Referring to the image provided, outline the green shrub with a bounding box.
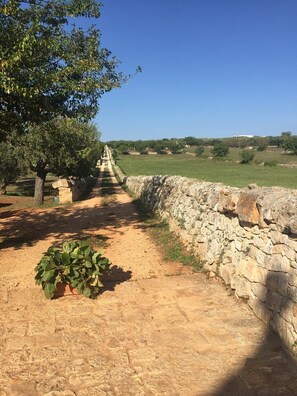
[257,145,267,152]
[212,142,229,158]
[35,240,111,299]
[195,146,205,157]
[264,160,277,167]
[240,150,255,164]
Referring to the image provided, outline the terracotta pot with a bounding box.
[55,283,79,297]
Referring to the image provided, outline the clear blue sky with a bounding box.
[90,0,297,141]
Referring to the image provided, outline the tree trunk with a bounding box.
[33,166,47,205]
[0,183,7,195]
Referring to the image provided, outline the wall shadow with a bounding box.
[212,272,297,395]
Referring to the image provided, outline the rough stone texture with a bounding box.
[125,174,297,351]
[52,178,86,204]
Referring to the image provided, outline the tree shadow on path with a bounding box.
[0,197,142,251]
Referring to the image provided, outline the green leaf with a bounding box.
[92,252,101,264]
[42,269,56,282]
[83,287,91,298]
[44,283,56,299]
[81,245,91,256]
[85,261,93,268]
[61,252,71,265]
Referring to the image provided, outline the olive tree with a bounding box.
[18,118,102,205]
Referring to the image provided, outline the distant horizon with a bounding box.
[103,132,295,143]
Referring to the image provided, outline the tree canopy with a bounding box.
[17,117,102,204]
[0,0,137,140]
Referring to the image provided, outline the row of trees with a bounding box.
[1,0,135,204]
[108,132,297,155]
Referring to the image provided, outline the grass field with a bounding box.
[0,176,59,212]
[117,154,297,189]
[185,146,297,164]
[6,175,57,197]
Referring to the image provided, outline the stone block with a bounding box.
[251,283,267,302]
[266,271,289,296]
[248,295,272,324]
[270,313,296,349]
[236,192,261,225]
[265,255,290,272]
[234,276,252,299]
[216,189,239,214]
[219,263,234,285]
[52,178,70,189]
[266,290,284,313]
[236,257,267,284]
[288,269,297,288]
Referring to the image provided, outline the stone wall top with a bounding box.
[127,175,297,235]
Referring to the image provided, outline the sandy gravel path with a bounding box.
[0,169,297,395]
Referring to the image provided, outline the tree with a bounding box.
[0,0,139,141]
[195,146,204,157]
[280,133,297,155]
[240,150,255,164]
[212,142,229,158]
[184,136,198,146]
[17,118,102,205]
[0,141,19,194]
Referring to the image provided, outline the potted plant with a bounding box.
[35,240,111,299]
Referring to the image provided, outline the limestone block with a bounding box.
[265,255,290,273]
[234,239,242,251]
[262,239,273,254]
[288,285,297,303]
[234,276,252,298]
[219,263,235,285]
[58,187,73,204]
[251,236,266,250]
[260,191,297,233]
[216,189,240,214]
[254,248,267,268]
[280,298,297,326]
[279,244,295,261]
[236,257,267,284]
[272,244,285,255]
[52,178,70,189]
[270,231,288,245]
[251,283,267,302]
[248,295,272,324]
[270,313,296,348]
[266,290,284,313]
[266,271,289,296]
[288,269,297,288]
[236,192,261,225]
[285,238,297,253]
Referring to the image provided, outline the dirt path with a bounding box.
[0,169,297,396]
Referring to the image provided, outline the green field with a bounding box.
[117,154,297,189]
[185,146,297,164]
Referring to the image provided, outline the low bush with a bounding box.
[35,240,111,299]
[195,146,205,157]
[264,160,277,167]
[240,150,255,164]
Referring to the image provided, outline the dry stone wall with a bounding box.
[125,175,297,351]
